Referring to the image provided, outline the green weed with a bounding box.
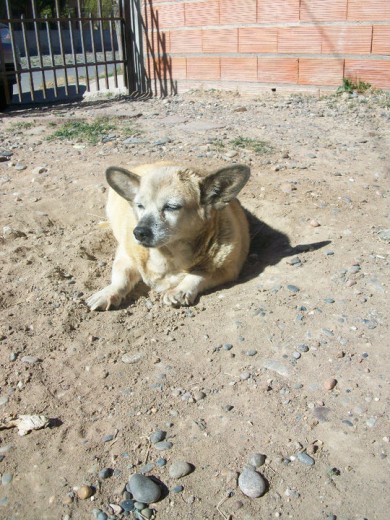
[48,117,116,144]
[337,78,372,95]
[230,136,273,154]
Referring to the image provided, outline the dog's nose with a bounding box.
[133,226,152,242]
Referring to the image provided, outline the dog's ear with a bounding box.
[200,164,250,210]
[106,167,140,202]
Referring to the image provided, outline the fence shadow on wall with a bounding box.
[141,0,177,96]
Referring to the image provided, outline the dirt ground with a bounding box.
[0,89,389,520]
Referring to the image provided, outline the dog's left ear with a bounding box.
[200,164,250,210]
[106,166,140,202]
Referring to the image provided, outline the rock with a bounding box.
[238,467,267,498]
[171,485,184,493]
[292,351,301,359]
[139,463,155,474]
[223,404,234,412]
[153,441,173,451]
[313,406,331,422]
[225,150,238,158]
[120,499,135,511]
[156,458,167,467]
[297,344,309,352]
[263,359,289,377]
[77,485,94,499]
[169,461,193,479]
[309,219,320,227]
[121,352,144,364]
[296,452,315,466]
[249,453,266,467]
[15,163,27,171]
[223,343,233,350]
[128,473,161,503]
[98,468,112,479]
[193,390,206,401]
[324,298,335,303]
[21,356,39,364]
[287,256,301,266]
[134,501,147,510]
[149,430,166,444]
[324,378,337,391]
[97,512,108,520]
[31,166,47,175]
[141,508,154,519]
[287,284,300,293]
[1,473,13,485]
[102,434,114,442]
[378,229,390,242]
[245,349,257,357]
[0,396,8,406]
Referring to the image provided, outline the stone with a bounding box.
[249,453,266,467]
[238,467,267,498]
[77,485,94,499]
[128,474,161,503]
[149,430,166,444]
[169,461,193,479]
[287,284,300,293]
[1,473,13,485]
[171,485,184,493]
[21,355,39,364]
[122,353,144,364]
[120,499,135,512]
[156,458,167,467]
[153,441,173,451]
[141,508,154,519]
[98,468,112,479]
[296,452,315,466]
[263,359,289,377]
[324,379,337,391]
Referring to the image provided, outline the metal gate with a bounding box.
[0,0,145,107]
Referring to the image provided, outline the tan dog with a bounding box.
[87,162,250,310]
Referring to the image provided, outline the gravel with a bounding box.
[296,452,315,466]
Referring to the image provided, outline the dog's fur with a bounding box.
[87,162,250,310]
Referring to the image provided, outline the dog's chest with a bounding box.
[140,249,186,291]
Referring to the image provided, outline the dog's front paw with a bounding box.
[86,286,123,311]
[162,287,197,307]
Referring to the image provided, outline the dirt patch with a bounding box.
[0,89,389,520]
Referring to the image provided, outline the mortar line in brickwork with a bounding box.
[153,52,390,61]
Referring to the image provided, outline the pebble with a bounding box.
[245,349,257,356]
[287,284,300,293]
[324,298,335,303]
[97,512,108,520]
[223,404,234,412]
[296,452,315,466]
[156,458,167,467]
[21,355,39,364]
[169,461,193,479]
[77,485,94,499]
[121,353,143,364]
[15,163,27,171]
[153,441,173,451]
[1,473,13,485]
[0,396,8,406]
[141,508,154,519]
[378,229,390,242]
[134,501,147,510]
[102,434,114,443]
[171,485,184,493]
[238,467,267,498]
[128,474,161,503]
[120,499,135,512]
[249,453,266,467]
[240,371,251,381]
[325,250,335,256]
[193,390,206,401]
[139,463,155,474]
[263,359,289,377]
[149,430,166,444]
[292,351,301,359]
[287,256,301,266]
[297,344,309,353]
[98,468,112,479]
[309,219,320,227]
[324,378,338,391]
[0,496,9,506]
[223,343,233,350]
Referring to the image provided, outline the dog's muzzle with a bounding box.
[133,225,154,246]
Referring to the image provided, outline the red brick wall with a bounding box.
[142,0,390,94]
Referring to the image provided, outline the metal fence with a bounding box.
[0,0,145,106]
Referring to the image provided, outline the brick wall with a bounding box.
[142,0,390,95]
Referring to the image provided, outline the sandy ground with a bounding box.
[0,89,389,520]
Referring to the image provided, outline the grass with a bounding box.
[230,136,273,154]
[47,116,142,144]
[7,121,34,131]
[337,78,372,95]
[48,117,116,144]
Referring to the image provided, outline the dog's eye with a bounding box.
[136,203,144,210]
[164,204,182,212]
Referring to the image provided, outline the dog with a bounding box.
[87,162,250,310]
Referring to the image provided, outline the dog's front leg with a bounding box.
[162,273,206,307]
[87,247,140,311]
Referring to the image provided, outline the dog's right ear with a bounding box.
[106,167,140,202]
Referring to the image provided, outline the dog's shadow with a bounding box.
[239,209,331,283]
[123,209,331,307]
